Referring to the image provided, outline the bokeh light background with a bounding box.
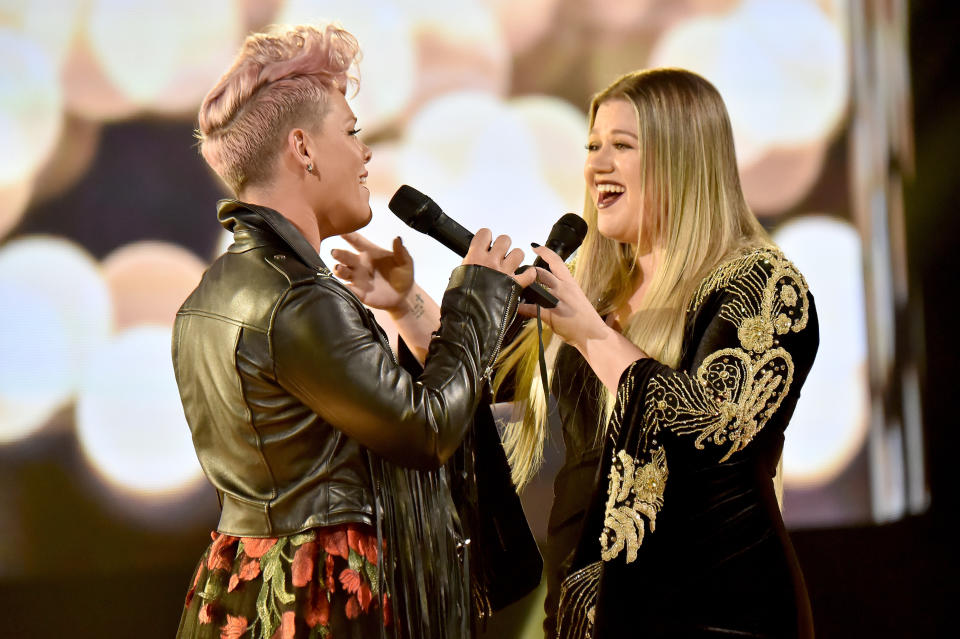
[0,0,931,636]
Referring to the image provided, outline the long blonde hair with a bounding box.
[494,68,774,489]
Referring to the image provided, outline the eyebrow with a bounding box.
[588,128,639,139]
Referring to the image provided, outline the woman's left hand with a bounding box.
[331,233,414,314]
[518,246,610,351]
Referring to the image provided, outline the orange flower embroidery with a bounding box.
[345,595,361,620]
[240,537,277,559]
[271,611,296,639]
[207,532,238,571]
[291,540,316,588]
[319,529,349,560]
[220,615,248,639]
[364,537,379,565]
[198,603,215,625]
[358,581,373,612]
[228,555,262,593]
[324,553,336,592]
[383,593,392,627]
[305,584,331,628]
[339,568,362,594]
[347,527,365,555]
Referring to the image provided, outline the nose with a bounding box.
[585,146,612,175]
[361,140,372,164]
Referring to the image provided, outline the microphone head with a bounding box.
[545,213,588,260]
[388,185,441,232]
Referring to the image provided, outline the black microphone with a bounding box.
[535,213,588,271]
[389,185,474,256]
[389,185,559,308]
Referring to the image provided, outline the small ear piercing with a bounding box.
[306,163,313,172]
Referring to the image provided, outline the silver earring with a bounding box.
[306,163,313,172]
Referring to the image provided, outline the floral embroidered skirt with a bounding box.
[176,523,388,639]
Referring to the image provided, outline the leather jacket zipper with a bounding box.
[483,282,519,388]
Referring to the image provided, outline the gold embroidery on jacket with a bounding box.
[597,250,810,566]
[646,250,807,460]
[605,361,636,443]
[556,561,602,639]
[600,447,667,563]
[650,347,795,461]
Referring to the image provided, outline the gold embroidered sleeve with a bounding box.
[596,250,813,566]
[597,360,669,565]
[645,250,810,461]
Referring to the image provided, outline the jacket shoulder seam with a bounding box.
[176,309,269,333]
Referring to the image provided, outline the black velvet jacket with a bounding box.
[551,248,819,639]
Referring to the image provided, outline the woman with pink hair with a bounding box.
[173,23,538,639]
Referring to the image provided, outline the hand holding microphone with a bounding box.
[388,185,586,308]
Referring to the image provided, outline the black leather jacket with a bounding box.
[172,200,520,537]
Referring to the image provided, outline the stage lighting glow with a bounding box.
[280,0,417,131]
[395,91,566,298]
[0,0,85,67]
[60,37,138,121]
[0,29,62,187]
[774,215,869,488]
[86,0,241,112]
[235,0,283,32]
[29,114,101,205]
[485,0,559,53]
[580,0,658,32]
[75,326,203,495]
[740,141,828,217]
[0,179,32,239]
[510,95,589,215]
[405,0,510,103]
[0,237,112,444]
[650,0,848,162]
[0,285,72,444]
[102,241,206,330]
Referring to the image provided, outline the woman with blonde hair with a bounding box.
[173,22,537,639]
[499,68,819,637]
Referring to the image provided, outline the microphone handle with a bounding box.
[532,238,577,271]
[425,214,475,257]
[522,282,558,308]
[425,211,558,307]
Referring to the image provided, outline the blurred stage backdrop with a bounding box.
[0,0,943,637]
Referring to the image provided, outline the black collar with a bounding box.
[216,199,329,272]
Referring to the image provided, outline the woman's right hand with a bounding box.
[517,245,609,349]
[463,229,538,289]
[521,245,646,392]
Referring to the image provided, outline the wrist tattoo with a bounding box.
[409,293,425,319]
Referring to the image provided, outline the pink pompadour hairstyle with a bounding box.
[196,23,361,194]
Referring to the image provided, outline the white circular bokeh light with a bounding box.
[650,0,848,163]
[86,0,242,112]
[76,326,203,495]
[774,215,869,488]
[0,237,112,443]
[0,29,63,187]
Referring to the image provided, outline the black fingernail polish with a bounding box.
[530,242,540,248]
